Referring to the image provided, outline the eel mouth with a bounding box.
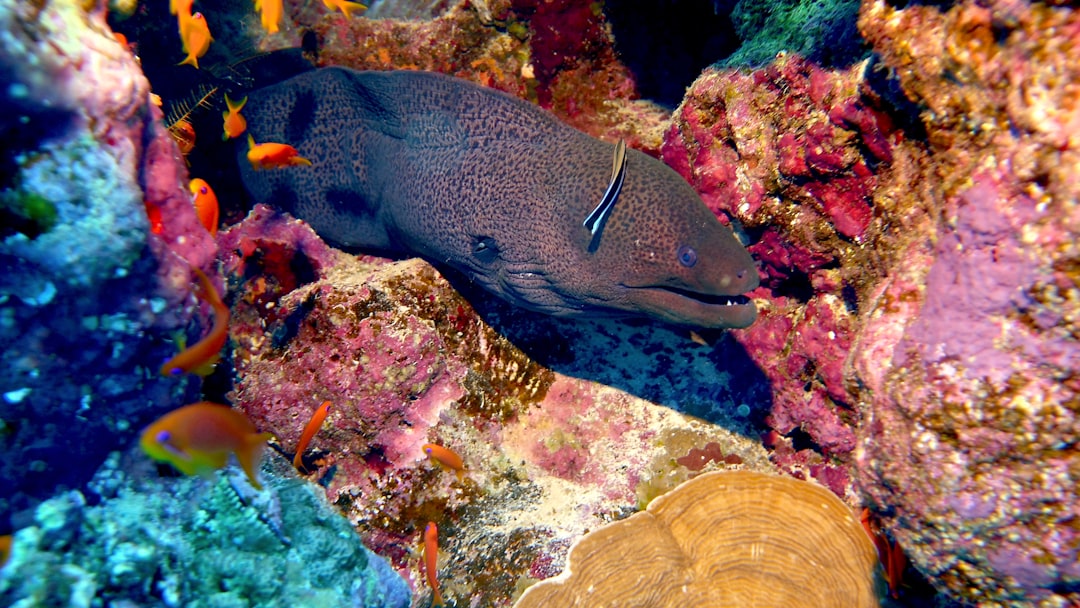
[624,284,758,329]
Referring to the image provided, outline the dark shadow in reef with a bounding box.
[605,0,740,108]
[442,271,774,440]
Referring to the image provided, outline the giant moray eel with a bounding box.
[238,67,759,328]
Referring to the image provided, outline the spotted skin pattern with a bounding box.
[239,68,758,328]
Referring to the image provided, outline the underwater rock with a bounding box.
[220,206,775,606]
[662,52,898,499]
[849,1,1080,605]
[0,0,217,524]
[0,450,411,607]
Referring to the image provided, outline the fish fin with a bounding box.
[583,139,627,253]
[291,156,313,167]
[235,432,272,490]
[191,353,220,377]
[225,94,247,113]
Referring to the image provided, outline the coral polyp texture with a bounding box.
[220,206,774,606]
[0,0,217,522]
[847,1,1080,605]
[0,451,411,607]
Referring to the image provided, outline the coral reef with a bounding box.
[0,450,411,607]
[515,470,882,607]
[661,52,900,501]
[220,206,776,606]
[847,1,1080,605]
[0,0,217,525]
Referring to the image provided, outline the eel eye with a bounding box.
[472,236,499,264]
[677,245,698,268]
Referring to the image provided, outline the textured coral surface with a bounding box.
[662,52,903,502]
[0,451,411,607]
[848,1,1080,604]
[0,0,218,525]
[221,207,774,606]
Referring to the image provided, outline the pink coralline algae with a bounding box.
[847,1,1080,605]
[223,208,773,606]
[661,53,899,499]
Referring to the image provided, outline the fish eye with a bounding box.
[677,245,698,268]
[167,367,183,376]
[199,186,208,195]
[156,430,171,443]
[471,236,499,264]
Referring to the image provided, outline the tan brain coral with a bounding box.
[514,470,882,608]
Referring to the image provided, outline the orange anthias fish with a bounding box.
[189,178,219,236]
[178,12,212,69]
[160,267,229,377]
[140,402,272,489]
[322,0,366,19]
[424,522,445,607]
[860,508,908,599]
[246,134,312,170]
[422,443,465,482]
[174,0,193,38]
[256,0,283,34]
[0,534,11,568]
[293,400,332,472]
[221,94,247,140]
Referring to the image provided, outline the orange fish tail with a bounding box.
[236,431,272,490]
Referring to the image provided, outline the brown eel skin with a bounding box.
[239,67,759,328]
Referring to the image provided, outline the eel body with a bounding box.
[238,67,758,328]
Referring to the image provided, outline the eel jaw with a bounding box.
[622,284,759,329]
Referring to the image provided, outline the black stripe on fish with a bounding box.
[583,139,627,253]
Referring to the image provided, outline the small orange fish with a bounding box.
[257,0,283,33]
[422,443,465,482]
[246,134,312,170]
[169,119,196,155]
[189,178,219,236]
[0,534,11,568]
[145,200,164,235]
[178,12,212,69]
[322,0,366,19]
[160,267,229,377]
[221,94,247,140]
[173,0,193,43]
[140,402,271,489]
[293,400,332,471]
[424,522,445,607]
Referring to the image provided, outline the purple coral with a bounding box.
[849,1,1080,604]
